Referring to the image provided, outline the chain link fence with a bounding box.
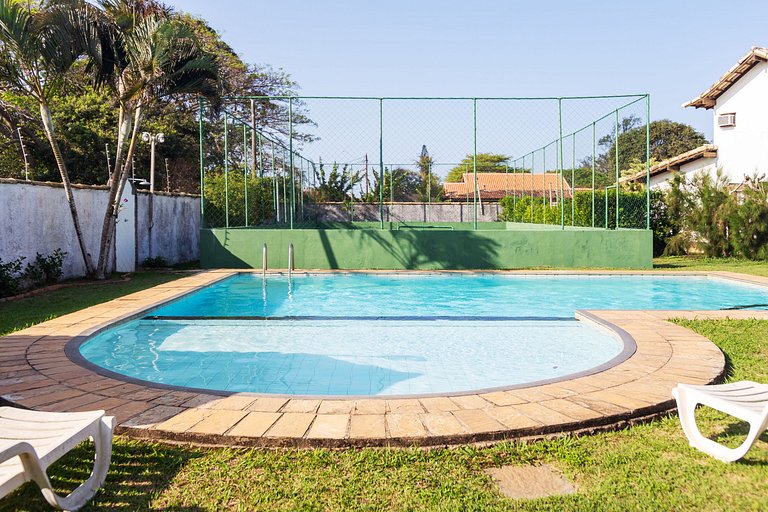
[199,95,650,230]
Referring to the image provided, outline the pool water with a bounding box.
[152,274,768,319]
[78,273,768,396]
[80,319,624,395]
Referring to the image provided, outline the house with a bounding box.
[442,172,572,203]
[636,46,768,188]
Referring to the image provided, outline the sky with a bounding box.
[169,0,768,172]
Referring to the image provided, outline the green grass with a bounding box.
[0,272,183,337]
[2,266,768,510]
[654,255,768,276]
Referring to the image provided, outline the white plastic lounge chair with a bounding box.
[0,407,115,510]
[672,381,768,462]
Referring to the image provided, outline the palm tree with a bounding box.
[0,0,106,275]
[91,0,220,279]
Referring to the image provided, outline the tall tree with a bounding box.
[90,0,220,279]
[445,153,512,182]
[601,118,708,174]
[0,0,108,275]
[415,149,441,202]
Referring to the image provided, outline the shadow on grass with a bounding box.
[0,439,203,511]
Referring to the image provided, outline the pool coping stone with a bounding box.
[2,269,762,448]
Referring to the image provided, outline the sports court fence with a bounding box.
[198,95,651,231]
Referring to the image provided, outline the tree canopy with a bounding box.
[601,119,708,173]
[445,153,511,182]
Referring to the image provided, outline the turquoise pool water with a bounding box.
[78,273,768,396]
[152,273,768,318]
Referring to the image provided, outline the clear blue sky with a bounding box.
[170,0,767,170]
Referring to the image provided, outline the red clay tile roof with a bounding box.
[443,173,572,201]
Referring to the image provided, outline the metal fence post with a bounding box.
[243,123,249,227]
[379,98,384,229]
[473,98,478,230]
[646,93,651,230]
[288,97,294,229]
[615,109,620,229]
[198,97,205,227]
[224,110,229,228]
[592,122,596,228]
[558,98,564,229]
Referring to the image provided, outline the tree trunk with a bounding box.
[39,102,96,277]
[94,104,144,279]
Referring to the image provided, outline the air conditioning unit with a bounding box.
[718,113,736,127]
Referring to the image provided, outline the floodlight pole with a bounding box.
[142,131,164,194]
[17,127,29,181]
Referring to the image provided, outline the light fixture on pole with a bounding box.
[141,132,164,193]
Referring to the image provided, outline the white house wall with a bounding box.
[647,157,717,190]
[713,61,768,181]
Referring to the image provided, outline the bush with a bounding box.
[661,170,768,260]
[0,249,66,298]
[204,171,276,228]
[142,256,168,268]
[499,190,647,230]
[23,249,67,287]
[0,256,25,298]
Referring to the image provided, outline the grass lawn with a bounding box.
[654,255,768,276]
[1,262,767,510]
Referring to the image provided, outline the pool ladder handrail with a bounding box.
[262,243,267,279]
[288,243,294,279]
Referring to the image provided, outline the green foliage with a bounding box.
[566,166,613,189]
[601,119,708,174]
[363,167,420,203]
[311,162,361,202]
[0,256,24,298]
[142,256,168,268]
[24,249,66,287]
[660,171,768,260]
[415,153,442,202]
[203,171,275,228]
[0,249,66,298]
[499,190,647,229]
[727,176,768,260]
[445,153,511,183]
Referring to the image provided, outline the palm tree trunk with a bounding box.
[39,101,96,276]
[95,104,143,279]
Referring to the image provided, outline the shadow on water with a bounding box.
[357,228,502,270]
[113,348,421,396]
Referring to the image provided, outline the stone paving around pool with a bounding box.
[2,270,765,448]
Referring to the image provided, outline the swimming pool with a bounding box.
[77,273,768,396]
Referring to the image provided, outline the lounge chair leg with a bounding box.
[25,416,116,511]
[673,387,768,463]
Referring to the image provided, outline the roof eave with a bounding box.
[684,47,768,110]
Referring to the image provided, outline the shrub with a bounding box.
[0,256,25,298]
[23,249,67,287]
[727,175,768,260]
[204,171,276,228]
[142,256,169,268]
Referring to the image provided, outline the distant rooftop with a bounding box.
[443,173,571,201]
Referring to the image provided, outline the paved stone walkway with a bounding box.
[1,270,764,447]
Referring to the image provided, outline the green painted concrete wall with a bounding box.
[200,227,652,269]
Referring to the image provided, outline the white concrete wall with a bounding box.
[0,179,200,278]
[136,191,200,265]
[306,202,503,223]
[713,61,768,181]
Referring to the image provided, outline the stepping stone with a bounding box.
[484,464,576,500]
